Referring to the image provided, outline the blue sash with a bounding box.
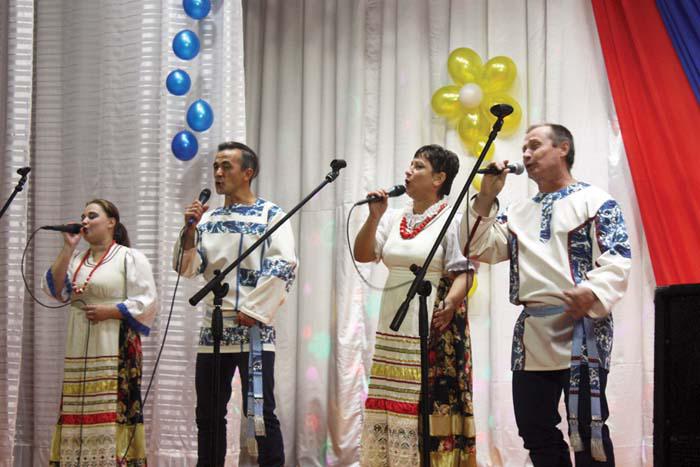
[246,325,265,456]
[523,306,607,462]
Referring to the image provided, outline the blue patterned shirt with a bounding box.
[174,198,297,353]
[462,182,631,370]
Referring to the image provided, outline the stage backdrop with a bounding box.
[0,0,248,465]
[1,0,656,465]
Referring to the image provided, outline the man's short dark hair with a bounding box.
[217,141,259,180]
[527,123,576,169]
[414,144,460,197]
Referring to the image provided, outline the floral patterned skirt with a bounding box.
[50,320,147,466]
[427,277,476,467]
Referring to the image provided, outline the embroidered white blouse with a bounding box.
[460,182,631,370]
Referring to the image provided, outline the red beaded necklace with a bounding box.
[399,202,447,239]
[71,240,117,295]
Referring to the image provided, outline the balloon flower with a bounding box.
[431,48,522,161]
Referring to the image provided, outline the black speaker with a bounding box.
[654,284,700,466]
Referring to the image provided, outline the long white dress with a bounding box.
[43,244,157,466]
[360,201,471,467]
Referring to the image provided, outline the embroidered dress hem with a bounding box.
[49,423,147,466]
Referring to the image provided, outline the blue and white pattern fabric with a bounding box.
[173,197,297,353]
[568,315,608,462]
[532,182,588,242]
[462,183,631,372]
[246,325,265,456]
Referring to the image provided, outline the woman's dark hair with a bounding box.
[85,199,130,247]
[414,144,460,197]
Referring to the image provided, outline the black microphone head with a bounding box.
[355,184,406,205]
[42,223,83,234]
[388,185,406,197]
[331,159,347,171]
[198,188,212,205]
[490,103,514,118]
[17,166,31,176]
[65,223,83,234]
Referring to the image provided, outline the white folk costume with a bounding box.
[173,198,296,455]
[461,182,631,460]
[43,243,157,466]
[361,199,476,467]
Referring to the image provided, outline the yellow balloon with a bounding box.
[447,48,483,86]
[458,110,489,146]
[471,174,482,192]
[468,273,478,298]
[469,139,496,161]
[482,94,522,136]
[480,56,517,93]
[431,85,462,120]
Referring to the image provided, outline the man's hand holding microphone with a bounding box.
[473,161,523,217]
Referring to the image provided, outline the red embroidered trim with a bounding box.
[365,397,419,415]
[60,412,118,425]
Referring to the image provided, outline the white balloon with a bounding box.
[459,83,483,109]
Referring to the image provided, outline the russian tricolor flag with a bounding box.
[592,0,700,286]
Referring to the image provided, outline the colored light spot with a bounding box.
[365,291,382,318]
[303,282,313,296]
[302,325,312,340]
[306,366,319,381]
[308,332,331,360]
[323,439,333,465]
[305,413,320,432]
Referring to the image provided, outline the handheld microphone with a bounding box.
[41,223,83,234]
[188,188,212,225]
[477,162,525,175]
[355,185,406,205]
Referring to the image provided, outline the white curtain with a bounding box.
[1,0,247,465]
[244,0,654,466]
[1,0,655,465]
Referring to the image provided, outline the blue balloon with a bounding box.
[166,69,191,96]
[186,99,214,132]
[183,0,211,20]
[172,130,199,161]
[172,30,200,60]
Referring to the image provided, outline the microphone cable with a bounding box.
[118,224,188,463]
[21,227,92,466]
[21,227,83,309]
[345,203,412,292]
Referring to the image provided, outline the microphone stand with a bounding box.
[0,167,31,220]
[188,159,346,462]
[389,105,512,466]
